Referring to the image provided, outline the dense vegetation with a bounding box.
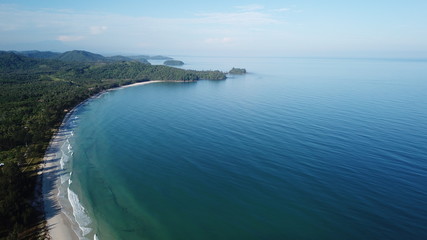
[0,163,36,239]
[229,67,247,74]
[0,50,226,239]
[164,60,184,66]
[14,50,60,60]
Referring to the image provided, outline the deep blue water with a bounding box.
[62,57,427,239]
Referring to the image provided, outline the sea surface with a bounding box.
[57,57,427,239]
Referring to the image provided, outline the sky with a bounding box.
[1,0,427,57]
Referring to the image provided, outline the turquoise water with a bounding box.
[62,57,427,239]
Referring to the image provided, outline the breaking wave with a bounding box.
[68,187,93,237]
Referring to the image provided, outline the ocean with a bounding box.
[56,57,427,239]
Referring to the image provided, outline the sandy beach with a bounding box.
[118,80,164,88]
[117,80,190,89]
[42,124,79,240]
[41,80,169,239]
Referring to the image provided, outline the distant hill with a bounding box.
[56,50,107,62]
[128,55,150,60]
[107,55,134,62]
[15,50,61,59]
[7,50,173,65]
[116,56,150,64]
[128,55,171,63]
[135,58,150,64]
[106,55,149,64]
[0,51,39,72]
[150,55,173,60]
[0,50,227,81]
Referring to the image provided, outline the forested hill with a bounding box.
[13,50,161,64]
[0,51,40,72]
[0,50,226,239]
[0,50,226,82]
[55,50,106,62]
[13,50,61,59]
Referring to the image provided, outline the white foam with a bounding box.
[59,137,74,172]
[67,142,73,152]
[68,188,92,236]
[60,171,71,184]
[60,154,68,170]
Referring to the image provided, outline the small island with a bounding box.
[164,59,185,66]
[229,67,247,75]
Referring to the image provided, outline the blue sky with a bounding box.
[1,0,426,57]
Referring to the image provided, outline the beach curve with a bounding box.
[40,80,168,239]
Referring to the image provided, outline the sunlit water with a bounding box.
[59,57,427,239]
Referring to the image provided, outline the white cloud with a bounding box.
[235,4,264,12]
[0,5,288,55]
[204,37,233,44]
[197,11,280,26]
[274,8,290,12]
[57,35,84,42]
[90,25,108,35]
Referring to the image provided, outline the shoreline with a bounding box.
[42,124,79,240]
[116,79,192,89]
[117,80,163,89]
[40,80,173,239]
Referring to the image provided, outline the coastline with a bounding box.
[116,79,192,89]
[40,80,170,239]
[42,126,79,240]
[117,80,163,89]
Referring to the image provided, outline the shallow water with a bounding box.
[63,57,427,239]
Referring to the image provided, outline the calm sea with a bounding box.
[58,57,427,239]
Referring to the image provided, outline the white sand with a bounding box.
[118,80,164,88]
[42,129,78,240]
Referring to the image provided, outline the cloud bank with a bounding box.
[0,4,293,55]
[1,3,425,57]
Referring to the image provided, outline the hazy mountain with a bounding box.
[149,55,173,60]
[4,50,170,65]
[107,55,134,61]
[128,55,172,61]
[56,50,107,62]
[16,50,61,59]
[108,55,150,64]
